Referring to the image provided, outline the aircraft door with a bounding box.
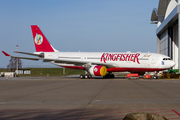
[150,56,158,68]
[151,58,156,64]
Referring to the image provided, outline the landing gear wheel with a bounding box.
[103,73,115,78]
[80,74,85,79]
[80,74,92,79]
[110,74,115,78]
[84,74,89,79]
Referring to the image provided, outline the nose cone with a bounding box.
[171,61,176,68]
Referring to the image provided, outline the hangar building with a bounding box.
[151,0,180,69]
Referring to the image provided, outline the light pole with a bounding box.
[16,45,18,75]
[63,67,65,75]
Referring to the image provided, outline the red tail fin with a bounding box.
[31,25,55,52]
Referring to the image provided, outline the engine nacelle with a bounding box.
[89,65,107,76]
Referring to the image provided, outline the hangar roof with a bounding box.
[151,0,179,35]
[150,0,169,22]
[151,8,158,21]
[157,0,169,16]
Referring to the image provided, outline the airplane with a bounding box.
[2,25,176,79]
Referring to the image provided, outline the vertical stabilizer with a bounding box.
[31,25,58,52]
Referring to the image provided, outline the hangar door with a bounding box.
[173,25,178,69]
[159,30,168,56]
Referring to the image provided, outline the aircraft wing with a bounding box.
[52,59,114,68]
[2,51,114,68]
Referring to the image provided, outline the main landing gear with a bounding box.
[79,73,115,79]
[103,73,115,78]
[80,74,92,79]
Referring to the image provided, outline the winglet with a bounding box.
[2,51,11,57]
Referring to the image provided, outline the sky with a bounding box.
[0,0,159,68]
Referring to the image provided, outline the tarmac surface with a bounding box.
[0,76,180,120]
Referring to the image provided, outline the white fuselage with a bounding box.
[38,51,175,72]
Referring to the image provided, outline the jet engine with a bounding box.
[89,65,107,76]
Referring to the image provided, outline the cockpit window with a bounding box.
[163,58,171,60]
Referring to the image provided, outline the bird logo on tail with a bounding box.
[35,33,43,45]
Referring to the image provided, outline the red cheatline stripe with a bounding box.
[172,110,180,117]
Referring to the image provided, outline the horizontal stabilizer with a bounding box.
[13,51,44,58]
[10,56,41,61]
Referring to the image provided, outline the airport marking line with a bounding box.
[172,109,180,117]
